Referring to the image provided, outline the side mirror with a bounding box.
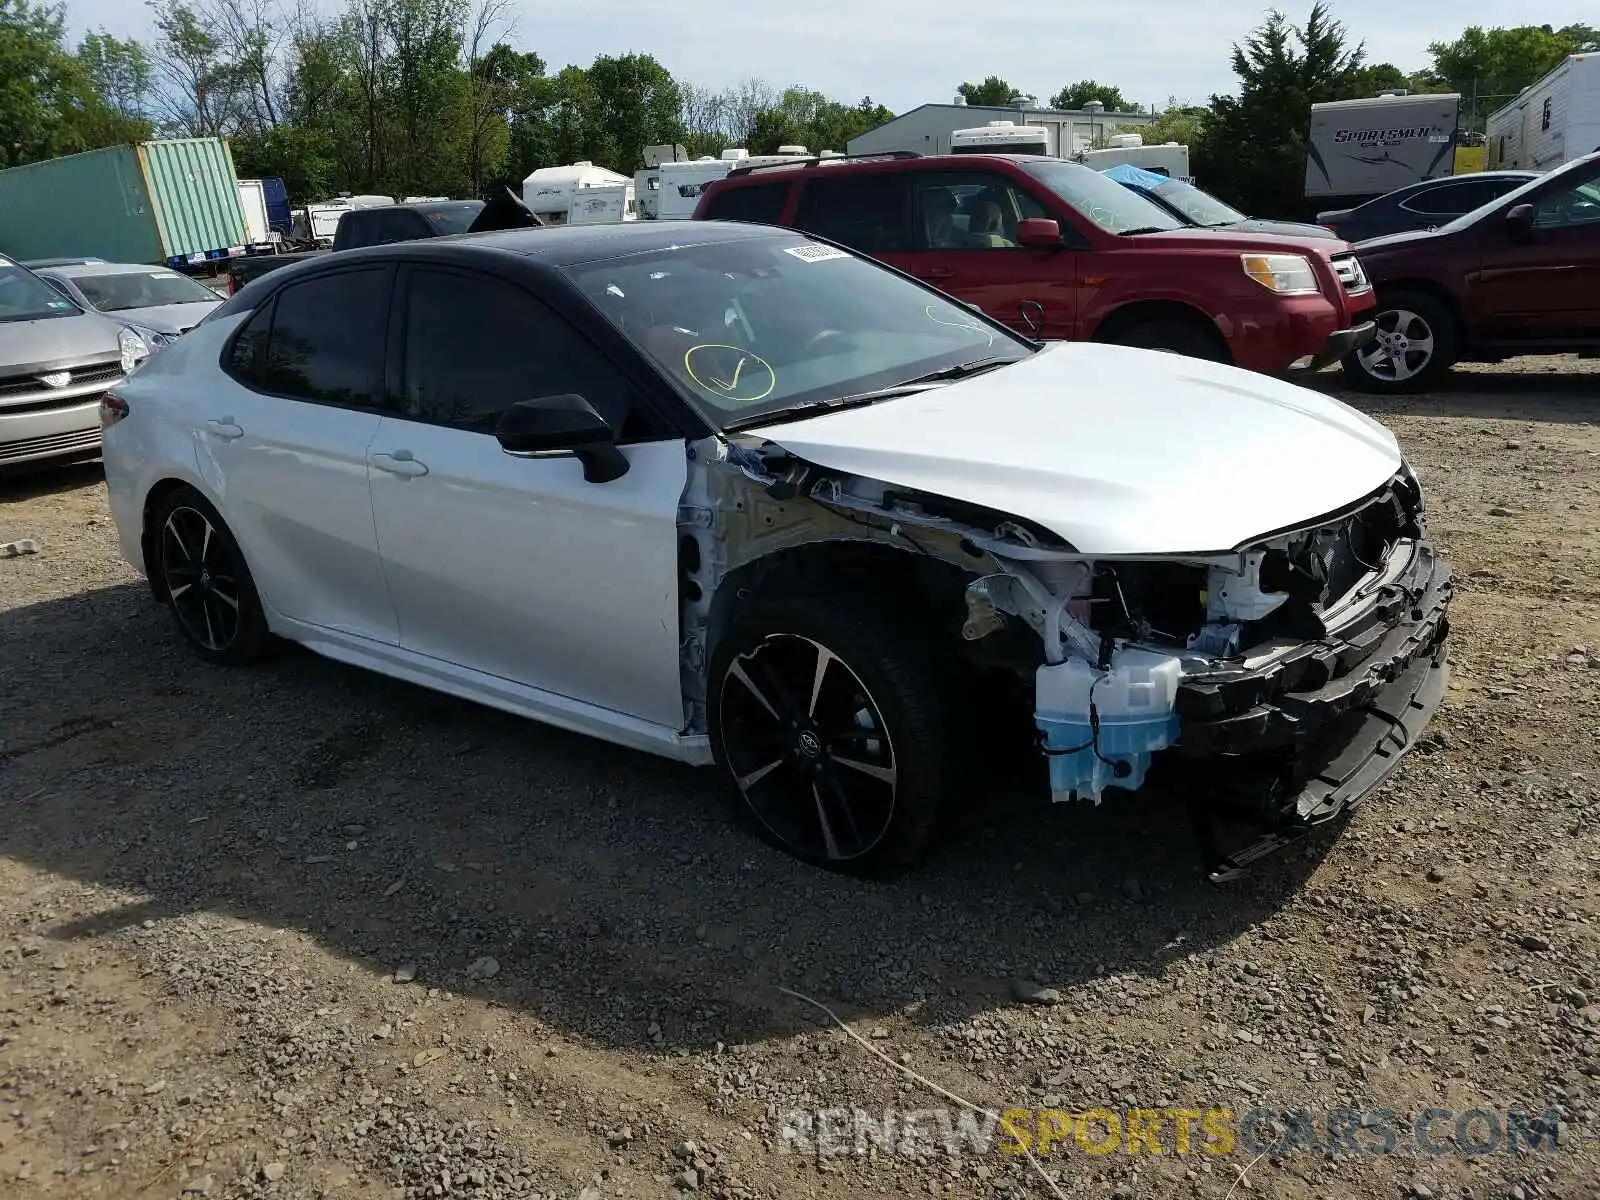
[494,394,629,484]
[1505,203,1535,237]
[1016,217,1063,249]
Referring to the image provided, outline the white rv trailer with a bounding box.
[950,121,1049,155]
[566,182,638,225]
[1304,92,1462,203]
[1076,133,1191,181]
[1485,53,1600,172]
[656,151,751,219]
[636,148,753,219]
[521,161,634,225]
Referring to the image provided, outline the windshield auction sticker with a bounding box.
[683,344,777,404]
[782,244,850,263]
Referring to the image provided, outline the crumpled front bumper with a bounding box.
[1290,318,1378,374]
[1172,538,1452,878]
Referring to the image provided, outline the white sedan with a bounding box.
[101,221,1452,881]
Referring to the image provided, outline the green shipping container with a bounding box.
[0,138,249,266]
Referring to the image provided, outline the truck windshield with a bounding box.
[567,235,1033,430]
[420,202,485,235]
[0,260,82,323]
[71,269,220,311]
[1150,181,1246,227]
[1020,160,1185,234]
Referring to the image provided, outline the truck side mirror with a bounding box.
[1017,218,1063,249]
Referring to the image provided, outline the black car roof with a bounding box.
[415,219,795,266]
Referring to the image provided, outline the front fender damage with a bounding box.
[679,436,1452,879]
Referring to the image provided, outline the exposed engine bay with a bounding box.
[678,435,1452,879]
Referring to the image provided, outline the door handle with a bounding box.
[206,418,243,441]
[1017,300,1043,339]
[370,451,428,478]
[920,267,955,280]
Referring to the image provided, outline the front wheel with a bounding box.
[1342,290,1458,393]
[1112,317,1228,362]
[708,597,956,878]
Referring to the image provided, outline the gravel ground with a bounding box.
[2,358,1599,1200]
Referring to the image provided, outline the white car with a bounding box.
[101,222,1452,881]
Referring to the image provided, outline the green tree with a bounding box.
[0,0,147,166]
[1426,24,1600,125]
[1194,2,1364,215]
[579,53,682,173]
[957,75,1022,107]
[1118,98,1206,146]
[77,30,153,122]
[1050,80,1139,113]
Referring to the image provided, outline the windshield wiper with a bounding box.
[722,357,1015,432]
[1118,226,1170,236]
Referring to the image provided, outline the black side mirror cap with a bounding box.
[1505,203,1536,235]
[494,394,629,483]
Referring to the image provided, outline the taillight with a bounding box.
[101,392,129,426]
[227,274,238,296]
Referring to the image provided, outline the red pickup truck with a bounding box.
[693,152,1376,374]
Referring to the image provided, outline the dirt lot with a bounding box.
[3,360,1600,1200]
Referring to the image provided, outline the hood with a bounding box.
[1225,217,1340,240]
[110,300,221,336]
[752,342,1403,556]
[1133,227,1352,255]
[0,310,122,370]
[1351,226,1440,254]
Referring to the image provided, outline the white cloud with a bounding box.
[65,0,1599,113]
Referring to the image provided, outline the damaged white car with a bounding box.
[101,221,1452,881]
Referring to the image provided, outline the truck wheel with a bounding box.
[1113,318,1228,362]
[708,595,956,879]
[1342,290,1458,393]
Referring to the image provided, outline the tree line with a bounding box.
[0,0,894,200]
[960,9,1598,216]
[1,0,1596,218]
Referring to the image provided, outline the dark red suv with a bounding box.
[1342,151,1600,393]
[692,152,1377,375]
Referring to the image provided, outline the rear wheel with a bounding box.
[150,485,271,665]
[709,596,956,878]
[1112,317,1228,362]
[1342,289,1458,393]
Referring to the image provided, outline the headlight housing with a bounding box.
[117,325,171,374]
[1240,253,1320,296]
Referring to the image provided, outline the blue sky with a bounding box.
[64,0,1598,114]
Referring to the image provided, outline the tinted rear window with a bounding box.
[702,182,790,225]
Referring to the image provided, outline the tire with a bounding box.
[1341,289,1459,393]
[708,595,957,879]
[148,485,271,665]
[1112,317,1228,362]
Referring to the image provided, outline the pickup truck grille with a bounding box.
[1331,254,1370,294]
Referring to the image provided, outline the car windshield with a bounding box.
[567,236,1033,429]
[0,260,82,323]
[1020,159,1185,233]
[1150,180,1246,227]
[421,203,484,234]
[71,268,220,311]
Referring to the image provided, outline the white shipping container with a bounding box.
[1485,53,1600,172]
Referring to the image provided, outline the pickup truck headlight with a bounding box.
[1240,253,1320,296]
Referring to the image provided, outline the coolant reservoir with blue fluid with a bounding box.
[1035,647,1182,804]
